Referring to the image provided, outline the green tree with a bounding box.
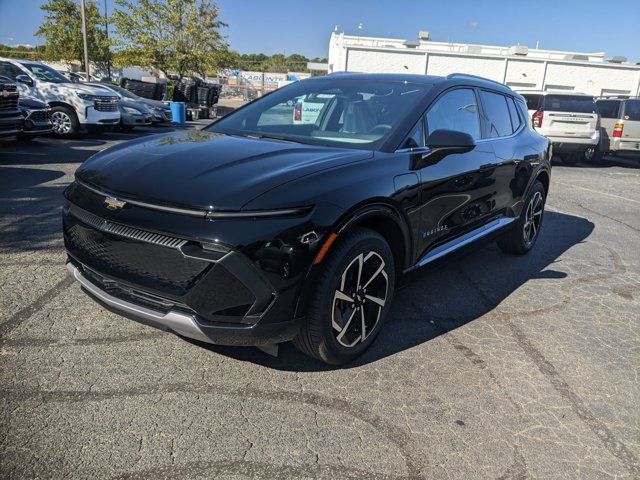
[36,0,111,69]
[112,0,228,78]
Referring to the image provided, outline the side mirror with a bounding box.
[15,74,34,87]
[416,129,476,166]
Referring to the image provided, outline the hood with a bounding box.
[141,98,171,110]
[121,98,150,112]
[76,130,373,211]
[64,82,119,96]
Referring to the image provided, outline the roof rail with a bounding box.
[446,73,505,87]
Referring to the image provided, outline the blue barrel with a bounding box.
[170,101,186,125]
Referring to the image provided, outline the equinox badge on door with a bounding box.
[104,196,126,210]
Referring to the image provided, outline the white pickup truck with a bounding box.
[0,57,120,136]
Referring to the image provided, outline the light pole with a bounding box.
[80,0,90,80]
[104,0,111,79]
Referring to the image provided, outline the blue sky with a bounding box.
[1,0,639,62]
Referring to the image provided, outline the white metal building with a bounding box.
[328,32,640,97]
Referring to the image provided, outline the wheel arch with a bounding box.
[293,201,412,320]
[535,168,550,195]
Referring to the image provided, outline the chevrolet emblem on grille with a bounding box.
[1,90,8,98]
[104,196,126,210]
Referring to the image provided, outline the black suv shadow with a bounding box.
[198,211,594,371]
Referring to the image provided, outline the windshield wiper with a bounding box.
[246,133,299,144]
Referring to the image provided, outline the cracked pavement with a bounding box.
[1,125,639,479]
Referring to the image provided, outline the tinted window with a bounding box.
[426,88,480,140]
[208,79,432,150]
[506,97,521,132]
[522,94,541,111]
[480,90,513,138]
[0,61,24,80]
[623,100,640,121]
[543,95,596,113]
[21,63,69,84]
[402,118,424,149]
[597,100,621,119]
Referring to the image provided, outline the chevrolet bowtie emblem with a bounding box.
[104,196,126,210]
[1,90,8,98]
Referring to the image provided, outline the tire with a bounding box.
[584,145,599,163]
[497,180,546,255]
[50,106,79,137]
[293,227,395,365]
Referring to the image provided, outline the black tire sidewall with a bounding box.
[312,230,395,364]
[515,181,546,252]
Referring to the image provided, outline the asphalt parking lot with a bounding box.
[1,126,639,479]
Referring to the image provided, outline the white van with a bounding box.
[0,57,120,136]
[519,90,600,163]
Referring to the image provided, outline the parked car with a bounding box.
[596,96,640,156]
[17,97,53,140]
[86,82,171,124]
[0,57,120,136]
[86,83,153,130]
[63,73,551,365]
[519,90,600,163]
[0,75,23,139]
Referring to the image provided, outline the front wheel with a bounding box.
[50,106,79,137]
[293,228,395,365]
[497,180,546,255]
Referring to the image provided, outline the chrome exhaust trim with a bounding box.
[66,262,212,344]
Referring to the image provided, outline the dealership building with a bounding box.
[327,32,640,97]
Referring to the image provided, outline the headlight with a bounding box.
[123,106,142,114]
[77,93,98,101]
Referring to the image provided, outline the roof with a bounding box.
[324,72,516,95]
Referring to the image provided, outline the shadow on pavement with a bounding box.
[200,210,594,371]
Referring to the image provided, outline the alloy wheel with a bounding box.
[331,251,388,347]
[51,111,72,134]
[523,191,543,246]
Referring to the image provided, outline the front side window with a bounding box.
[21,63,69,84]
[623,100,640,121]
[208,78,432,150]
[426,88,480,140]
[597,100,621,119]
[480,90,513,138]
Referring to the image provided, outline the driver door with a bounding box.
[414,87,499,261]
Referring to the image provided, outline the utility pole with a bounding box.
[104,0,111,79]
[80,0,90,80]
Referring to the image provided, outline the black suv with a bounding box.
[0,75,23,138]
[63,73,551,364]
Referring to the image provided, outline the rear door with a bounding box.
[620,100,640,147]
[542,94,598,139]
[596,99,622,150]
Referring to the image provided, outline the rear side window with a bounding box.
[506,97,522,132]
[522,94,541,111]
[479,90,513,138]
[543,95,596,114]
[597,100,621,119]
[426,88,480,140]
[623,100,640,121]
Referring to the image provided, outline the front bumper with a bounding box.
[83,106,120,126]
[62,201,311,346]
[66,261,303,345]
[121,113,153,126]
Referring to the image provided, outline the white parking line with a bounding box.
[1,151,48,156]
[555,181,640,205]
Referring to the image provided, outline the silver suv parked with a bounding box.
[596,97,640,157]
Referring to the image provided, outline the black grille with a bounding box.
[64,211,210,297]
[94,96,119,112]
[0,83,19,109]
[69,204,187,249]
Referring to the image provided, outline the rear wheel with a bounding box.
[293,228,395,365]
[50,106,79,137]
[497,180,546,255]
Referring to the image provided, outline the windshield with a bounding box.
[22,63,69,84]
[543,95,596,114]
[207,78,432,150]
[104,84,139,99]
